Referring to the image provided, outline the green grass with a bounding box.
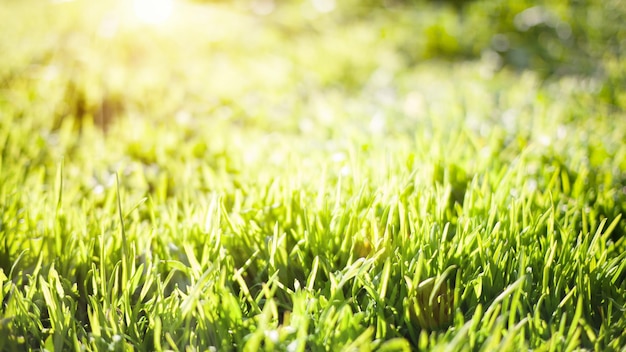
[1,0,625,351]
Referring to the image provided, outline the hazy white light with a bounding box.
[133,0,174,25]
[251,0,275,15]
[312,0,335,13]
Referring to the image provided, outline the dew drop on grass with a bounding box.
[287,340,298,352]
[93,184,105,195]
[265,329,279,343]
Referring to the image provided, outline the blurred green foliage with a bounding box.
[204,0,626,115]
[0,0,624,136]
[201,0,626,78]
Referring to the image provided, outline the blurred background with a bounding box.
[0,0,624,134]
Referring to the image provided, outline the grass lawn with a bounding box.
[1,0,625,350]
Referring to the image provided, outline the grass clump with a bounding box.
[1,0,625,351]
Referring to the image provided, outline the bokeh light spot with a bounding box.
[133,0,174,25]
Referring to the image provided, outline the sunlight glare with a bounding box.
[133,0,174,25]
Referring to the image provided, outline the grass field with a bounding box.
[1,0,625,350]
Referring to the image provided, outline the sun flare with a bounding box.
[133,0,174,25]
